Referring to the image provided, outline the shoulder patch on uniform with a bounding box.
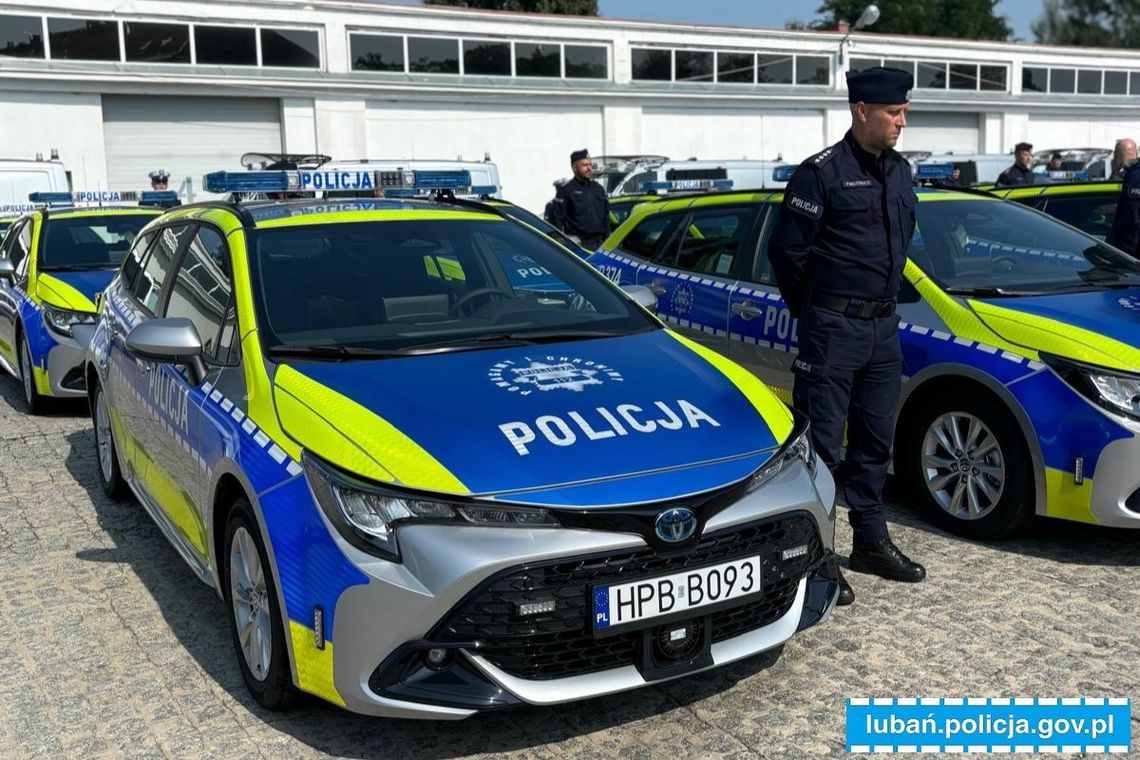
[786,193,823,220]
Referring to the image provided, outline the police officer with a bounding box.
[995,143,1035,187]
[550,149,609,250]
[1107,158,1140,255]
[141,169,181,209]
[769,66,926,608]
[1110,138,1137,181]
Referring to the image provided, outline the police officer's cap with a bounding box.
[846,66,912,104]
[148,169,170,182]
[1015,142,1033,152]
[570,148,590,164]
[1050,151,1063,160]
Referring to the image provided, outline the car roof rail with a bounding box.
[173,200,257,228]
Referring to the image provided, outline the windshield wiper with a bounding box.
[266,344,407,361]
[942,286,1047,297]
[402,329,628,354]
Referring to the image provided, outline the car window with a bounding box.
[751,205,779,285]
[619,211,684,262]
[675,205,759,276]
[1041,194,1118,240]
[120,231,155,293]
[14,222,32,281]
[130,224,190,314]
[162,226,234,363]
[910,198,1140,293]
[2,220,27,269]
[39,214,154,271]
[250,217,655,351]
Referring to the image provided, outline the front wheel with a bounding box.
[224,499,299,711]
[91,383,131,501]
[900,392,1035,540]
[18,331,47,415]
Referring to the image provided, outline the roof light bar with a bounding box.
[772,165,797,182]
[916,163,955,179]
[640,179,735,192]
[204,168,498,198]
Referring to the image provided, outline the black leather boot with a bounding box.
[837,568,855,606]
[849,536,926,582]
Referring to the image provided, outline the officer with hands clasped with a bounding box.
[770,66,926,608]
[550,148,609,250]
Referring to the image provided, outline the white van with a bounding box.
[1031,148,1112,180]
[618,159,792,195]
[590,155,670,195]
[0,157,70,216]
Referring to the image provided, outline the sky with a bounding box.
[385,0,1046,41]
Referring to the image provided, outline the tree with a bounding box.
[1032,0,1140,47]
[802,0,1011,40]
[424,0,598,14]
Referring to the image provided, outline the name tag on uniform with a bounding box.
[787,193,823,220]
[842,179,873,188]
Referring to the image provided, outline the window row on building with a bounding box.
[850,57,1009,92]
[1022,65,1140,95]
[0,13,320,67]
[349,32,608,79]
[630,47,831,85]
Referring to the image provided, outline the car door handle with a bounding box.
[646,279,667,296]
[731,300,764,319]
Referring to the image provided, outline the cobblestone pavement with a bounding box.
[0,376,1136,760]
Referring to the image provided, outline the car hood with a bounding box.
[36,270,116,312]
[272,330,793,506]
[972,287,1140,371]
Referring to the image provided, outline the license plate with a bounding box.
[592,556,762,635]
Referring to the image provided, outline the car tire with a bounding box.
[91,382,131,501]
[223,499,299,711]
[900,391,1035,540]
[18,330,47,415]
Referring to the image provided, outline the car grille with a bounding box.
[435,511,822,681]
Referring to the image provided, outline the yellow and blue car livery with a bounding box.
[86,168,838,718]
[589,185,1140,539]
[989,179,1122,241]
[0,193,165,412]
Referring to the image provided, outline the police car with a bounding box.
[0,191,170,413]
[590,186,1140,539]
[84,167,839,718]
[989,179,1121,241]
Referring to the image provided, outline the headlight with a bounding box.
[1042,352,1140,421]
[43,306,97,337]
[303,454,558,560]
[745,416,816,494]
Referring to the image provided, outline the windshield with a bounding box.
[497,204,580,251]
[250,217,655,354]
[594,171,626,194]
[40,214,154,271]
[609,199,646,227]
[908,198,1140,294]
[0,220,10,237]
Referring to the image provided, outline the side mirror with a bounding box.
[0,259,14,281]
[126,318,207,385]
[622,284,658,314]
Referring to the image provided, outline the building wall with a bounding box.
[0,90,108,189]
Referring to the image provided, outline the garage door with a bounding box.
[641,107,823,169]
[897,111,979,154]
[103,95,282,200]
[1027,115,1140,151]
[366,102,603,214]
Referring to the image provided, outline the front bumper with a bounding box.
[320,458,836,718]
[39,323,93,397]
[1088,426,1140,527]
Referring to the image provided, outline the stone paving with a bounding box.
[0,377,1136,759]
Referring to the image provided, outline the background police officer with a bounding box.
[550,149,609,250]
[1108,157,1140,255]
[769,66,926,608]
[996,143,1035,187]
[1110,138,1137,181]
[141,169,181,209]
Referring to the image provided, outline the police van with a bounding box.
[915,154,1013,185]
[83,166,840,717]
[1032,148,1112,180]
[0,155,71,218]
[627,160,792,196]
[591,155,670,195]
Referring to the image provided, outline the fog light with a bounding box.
[516,599,557,617]
[782,544,809,561]
[424,648,451,670]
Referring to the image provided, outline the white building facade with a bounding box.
[3,0,1140,211]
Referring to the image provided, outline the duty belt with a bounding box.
[812,293,896,319]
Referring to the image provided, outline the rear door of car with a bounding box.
[1038,189,1121,240]
[638,202,763,355]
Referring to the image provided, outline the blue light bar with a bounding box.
[471,185,499,195]
[28,192,75,204]
[711,179,734,190]
[642,181,672,191]
[413,170,472,189]
[204,171,295,193]
[1045,170,1089,181]
[916,163,955,179]
[772,165,797,182]
[139,191,179,203]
